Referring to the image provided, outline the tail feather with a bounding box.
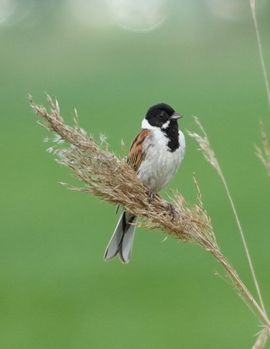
[104,211,137,263]
[119,214,136,263]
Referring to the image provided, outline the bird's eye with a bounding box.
[159,111,166,120]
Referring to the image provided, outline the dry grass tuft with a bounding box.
[29,95,213,248]
[29,95,270,340]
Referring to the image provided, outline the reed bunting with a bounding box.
[104,103,185,263]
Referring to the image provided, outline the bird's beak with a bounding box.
[171,112,183,120]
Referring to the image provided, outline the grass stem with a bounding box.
[250,0,270,110]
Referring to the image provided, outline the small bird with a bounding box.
[104,103,185,263]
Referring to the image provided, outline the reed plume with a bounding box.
[29,95,270,346]
[29,95,213,247]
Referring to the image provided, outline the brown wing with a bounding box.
[127,129,150,172]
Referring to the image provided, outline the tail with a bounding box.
[104,211,137,263]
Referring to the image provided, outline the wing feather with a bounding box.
[127,129,150,172]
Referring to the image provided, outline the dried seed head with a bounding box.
[188,117,221,174]
[30,95,215,250]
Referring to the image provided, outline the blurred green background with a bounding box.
[1,0,270,348]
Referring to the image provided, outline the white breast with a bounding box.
[137,128,185,192]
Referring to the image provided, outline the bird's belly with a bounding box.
[138,146,182,192]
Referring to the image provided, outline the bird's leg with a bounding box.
[167,203,178,220]
[146,190,177,219]
[146,190,159,203]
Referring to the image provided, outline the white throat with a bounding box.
[161,120,170,129]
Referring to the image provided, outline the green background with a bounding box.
[1,1,270,348]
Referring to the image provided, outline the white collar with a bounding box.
[141,118,157,130]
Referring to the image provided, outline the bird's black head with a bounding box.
[145,103,180,128]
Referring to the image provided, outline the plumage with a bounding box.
[104,103,185,263]
[127,129,150,171]
[104,211,137,263]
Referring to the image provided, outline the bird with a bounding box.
[104,103,185,263]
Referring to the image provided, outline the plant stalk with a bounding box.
[211,247,270,330]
